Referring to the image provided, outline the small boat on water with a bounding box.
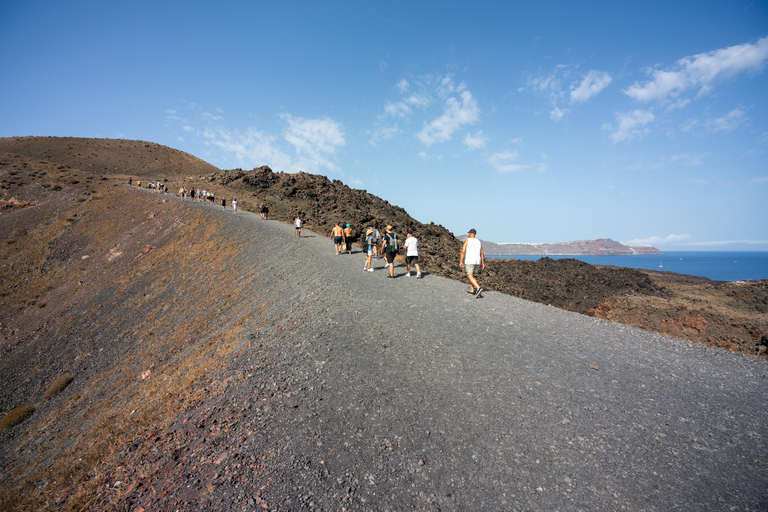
[659,262,663,268]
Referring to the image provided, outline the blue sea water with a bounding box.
[488,251,768,282]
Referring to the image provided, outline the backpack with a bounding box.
[386,233,398,253]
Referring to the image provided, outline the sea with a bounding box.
[487,251,768,282]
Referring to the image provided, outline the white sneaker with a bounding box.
[405,273,410,277]
[364,267,368,271]
[416,273,421,278]
[367,268,374,272]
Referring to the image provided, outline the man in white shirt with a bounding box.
[459,228,485,298]
[403,233,421,278]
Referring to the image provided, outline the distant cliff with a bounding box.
[462,237,663,256]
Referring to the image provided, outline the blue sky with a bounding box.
[2,1,767,250]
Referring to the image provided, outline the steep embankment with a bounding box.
[0,154,287,510]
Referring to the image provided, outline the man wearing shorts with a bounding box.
[403,233,421,278]
[460,228,485,298]
[294,215,302,238]
[330,222,344,255]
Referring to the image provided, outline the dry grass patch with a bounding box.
[0,404,35,430]
[43,373,74,401]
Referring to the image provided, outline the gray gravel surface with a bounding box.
[92,194,768,511]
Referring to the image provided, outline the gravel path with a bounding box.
[96,194,768,511]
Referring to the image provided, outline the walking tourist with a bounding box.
[330,222,345,255]
[403,232,421,278]
[363,228,374,272]
[344,223,354,254]
[381,225,399,278]
[460,228,485,298]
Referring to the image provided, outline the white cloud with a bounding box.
[417,90,480,146]
[463,130,488,150]
[624,36,768,104]
[749,176,768,184]
[368,124,400,147]
[679,239,768,247]
[706,108,745,133]
[488,149,529,173]
[570,70,612,103]
[282,115,346,171]
[200,126,293,171]
[384,101,411,118]
[669,153,707,167]
[607,109,655,143]
[622,234,692,246]
[395,79,409,93]
[550,107,568,121]
[418,151,442,161]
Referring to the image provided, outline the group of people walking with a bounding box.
[130,177,485,297]
[329,222,485,296]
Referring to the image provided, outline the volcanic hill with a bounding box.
[0,136,766,511]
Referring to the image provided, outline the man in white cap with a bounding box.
[460,228,485,297]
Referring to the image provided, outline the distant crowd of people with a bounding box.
[128,176,485,297]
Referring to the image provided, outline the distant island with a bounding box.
[460,237,663,256]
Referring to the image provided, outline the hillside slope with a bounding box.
[1,137,766,358]
[1,158,766,511]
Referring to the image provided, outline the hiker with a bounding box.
[260,202,266,219]
[460,228,485,298]
[370,226,381,259]
[363,228,374,272]
[403,232,421,278]
[128,177,132,186]
[344,223,354,254]
[221,197,226,210]
[330,222,344,255]
[232,198,238,213]
[190,188,195,202]
[381,225,399,278]
[294,215,302,238]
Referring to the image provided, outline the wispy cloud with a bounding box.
[622,234,692,246]
[550,107,568,122]
[624,36,768,104]
[417,89,480,146]
[749,176,768,184]
[281,115,346,171]
[488,149,523,172]
[463,130,488,150]
[706,108,745,133]
[368,124,400,147]
[169,104,345,174]
[570,70,613,103]
[605,109,655,143]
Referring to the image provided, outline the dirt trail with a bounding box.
[75,191,768,510]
